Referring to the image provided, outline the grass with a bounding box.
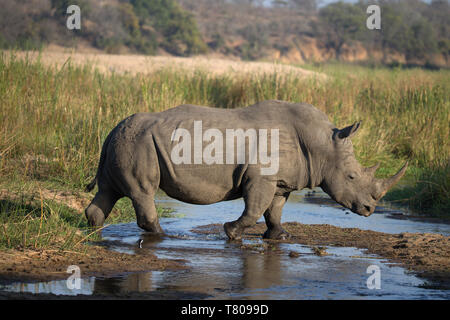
[384,162,450,218]
[0,186,175,251]
[0,52,449,226]
[0,197,90,251]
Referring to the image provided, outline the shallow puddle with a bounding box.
[2,189,449,299]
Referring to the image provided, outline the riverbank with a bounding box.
[0,245,185,285]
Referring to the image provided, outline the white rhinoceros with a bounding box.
[85,100,407,240]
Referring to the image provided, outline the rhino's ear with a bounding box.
[336,121,361,140]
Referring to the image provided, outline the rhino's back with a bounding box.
[152,100,329,124]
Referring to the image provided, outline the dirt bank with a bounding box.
[193,222,450,288]
[0,245,185,285]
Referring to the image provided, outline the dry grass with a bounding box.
[6,47,325,79]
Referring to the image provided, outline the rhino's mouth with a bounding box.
[350,202,374,217]
[328,194,374,217]
[335,199,373,217]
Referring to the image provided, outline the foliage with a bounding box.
[384,162,450,218]
[317,2,366,57]
[0,0,206,56]
[315,0,449,64]
[1,0,448,64]
[130,0,207,55]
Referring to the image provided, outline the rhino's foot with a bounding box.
[263,227,291,240]
[224,221,244,240]
[85,209,105,228]
[138,221,164,234]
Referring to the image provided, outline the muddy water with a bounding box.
[2,190,450,299]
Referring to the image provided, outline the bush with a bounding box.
[130,0,207,56]
[317,2,366,58]
[316,0,449,64]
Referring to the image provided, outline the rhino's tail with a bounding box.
[85,130,114,192]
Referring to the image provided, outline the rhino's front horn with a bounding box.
[380,161,409,196]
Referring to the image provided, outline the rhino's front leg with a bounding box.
[263,193,291,240]
[224,179,276,240]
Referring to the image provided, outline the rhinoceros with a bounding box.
[84,100,407,240]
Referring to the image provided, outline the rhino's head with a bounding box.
[319,121,408,217]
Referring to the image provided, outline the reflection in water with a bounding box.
[140,233,166,247]
[241,249,282,290]
[91,233,167,295]
[93,273,154,295]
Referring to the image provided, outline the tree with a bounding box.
[289,0,317,12]
[407,18,437,61]
[426,0,450,57]
[379,1,439,63]
[130,0,207,56]
[318,2,366,59]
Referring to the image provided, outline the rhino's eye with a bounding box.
[348,174,356,180]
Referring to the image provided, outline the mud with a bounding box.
[192,222,450,288]
[0,245,186,285]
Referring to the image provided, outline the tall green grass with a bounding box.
[0,197,91,250]
[0,191,174,251]
[384,162,450,218]
[0,53,448,217]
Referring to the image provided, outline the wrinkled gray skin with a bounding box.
[85,100,408,240]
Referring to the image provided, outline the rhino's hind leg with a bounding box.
[85,190,119,228]
[224,179,276,240]
[132,192,163,234]
[263,194,291,240]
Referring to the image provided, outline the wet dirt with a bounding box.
[1,189,449,299]
[0,245,185,285]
